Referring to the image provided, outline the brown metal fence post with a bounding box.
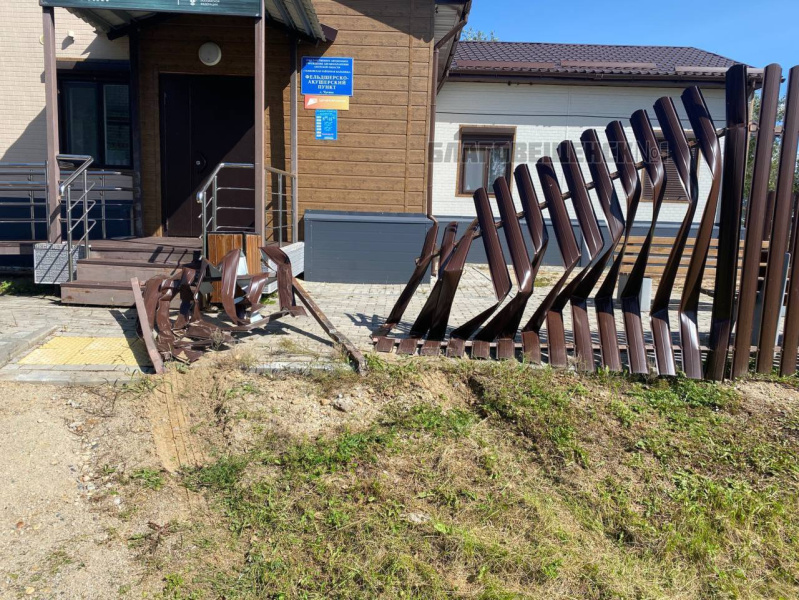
[758,66,799,373]
[706,64,748,381]
[556,140,605,371]
[450,188,512,358]
[581,129,625,371]
[525,157,581,367]
[374,222,439,347]
[473,177,533,359]
[732,64,782,377]
[680,86,723,379]
[254,0,266,245]
[515,165,550,362]
[597,123,642,371]
[650,97,698,376]
[622,109,665,375]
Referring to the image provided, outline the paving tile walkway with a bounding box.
[0,266,784,383]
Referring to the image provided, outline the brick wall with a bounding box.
[0,3,127,164]
[432,81,727,225]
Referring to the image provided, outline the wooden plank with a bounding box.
[244,234,262,273]
[300,174,425,193]
[288,117,428,136]
[297,161,408,177]
[280,102,429,122]
[314,0,423,17]
[316,31,426,48]
[313,14,434,34]
[279,146,422,164]
[208,233,242,303]
[296,132,428,150]
[130,277,165,375]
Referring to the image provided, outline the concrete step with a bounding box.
[76,259,182,283]
[60,280,137,307]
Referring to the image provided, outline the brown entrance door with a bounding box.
[159,74,255,238]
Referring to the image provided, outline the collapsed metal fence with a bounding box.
[133,245,366,374]
[374,64,799,381]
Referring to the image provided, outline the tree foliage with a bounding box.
[745,94,799,197]
[460,27,499,42]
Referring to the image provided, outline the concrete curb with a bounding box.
[250,361,349,375]
[0,325,59,369]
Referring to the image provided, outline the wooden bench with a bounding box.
[620,236,772,297]
[620,236,762,280]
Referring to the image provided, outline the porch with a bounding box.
[0,0,329,303]
[0,156,302,305]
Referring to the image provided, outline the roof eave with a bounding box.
[63,1,327,43]
[434,0,472,92]
[446,69,761,88]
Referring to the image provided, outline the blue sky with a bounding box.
[465,0,798,77]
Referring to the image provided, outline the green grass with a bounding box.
[148,362,799,599]
[129,468,166,491]
[0,277,55,296]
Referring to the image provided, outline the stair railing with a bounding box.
[60,154,94,281]
[0,163,47,240]
[197,162,255,256]
[0,161,134,245]
[62,168,136,240]
[197,163,298,257]
[265,166,297,246]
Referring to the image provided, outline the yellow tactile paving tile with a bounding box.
[18,336,151,367]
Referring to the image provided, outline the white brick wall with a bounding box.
[433,81,727,225]
[0,2,128,164]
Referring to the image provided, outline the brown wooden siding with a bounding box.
[138,15,256,236]
[267,0,435,232]
[138,1,435,238]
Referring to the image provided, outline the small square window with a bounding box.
[458,130,514,195]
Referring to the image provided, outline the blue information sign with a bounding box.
[302,57,354,97]
[315,110,338,141]
[41,0,261,17]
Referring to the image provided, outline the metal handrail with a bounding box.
[58,154,94,281]
[196,163,299,257]
[63,167,135,239]
[265,165,297,248]
[197,162,254,256]
[0,162,48,240]
[1,160,135,246]
[58,154,93,195]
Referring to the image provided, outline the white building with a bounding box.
[432,42,739,235]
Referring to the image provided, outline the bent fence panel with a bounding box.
[680,85,723,379]
[373,63,799,381]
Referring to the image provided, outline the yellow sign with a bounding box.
[304,95,350,110]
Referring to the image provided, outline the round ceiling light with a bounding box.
[198,42,222,67]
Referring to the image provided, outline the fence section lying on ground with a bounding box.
[375,63,799,381]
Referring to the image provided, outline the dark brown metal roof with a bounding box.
[451,42,743,81]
